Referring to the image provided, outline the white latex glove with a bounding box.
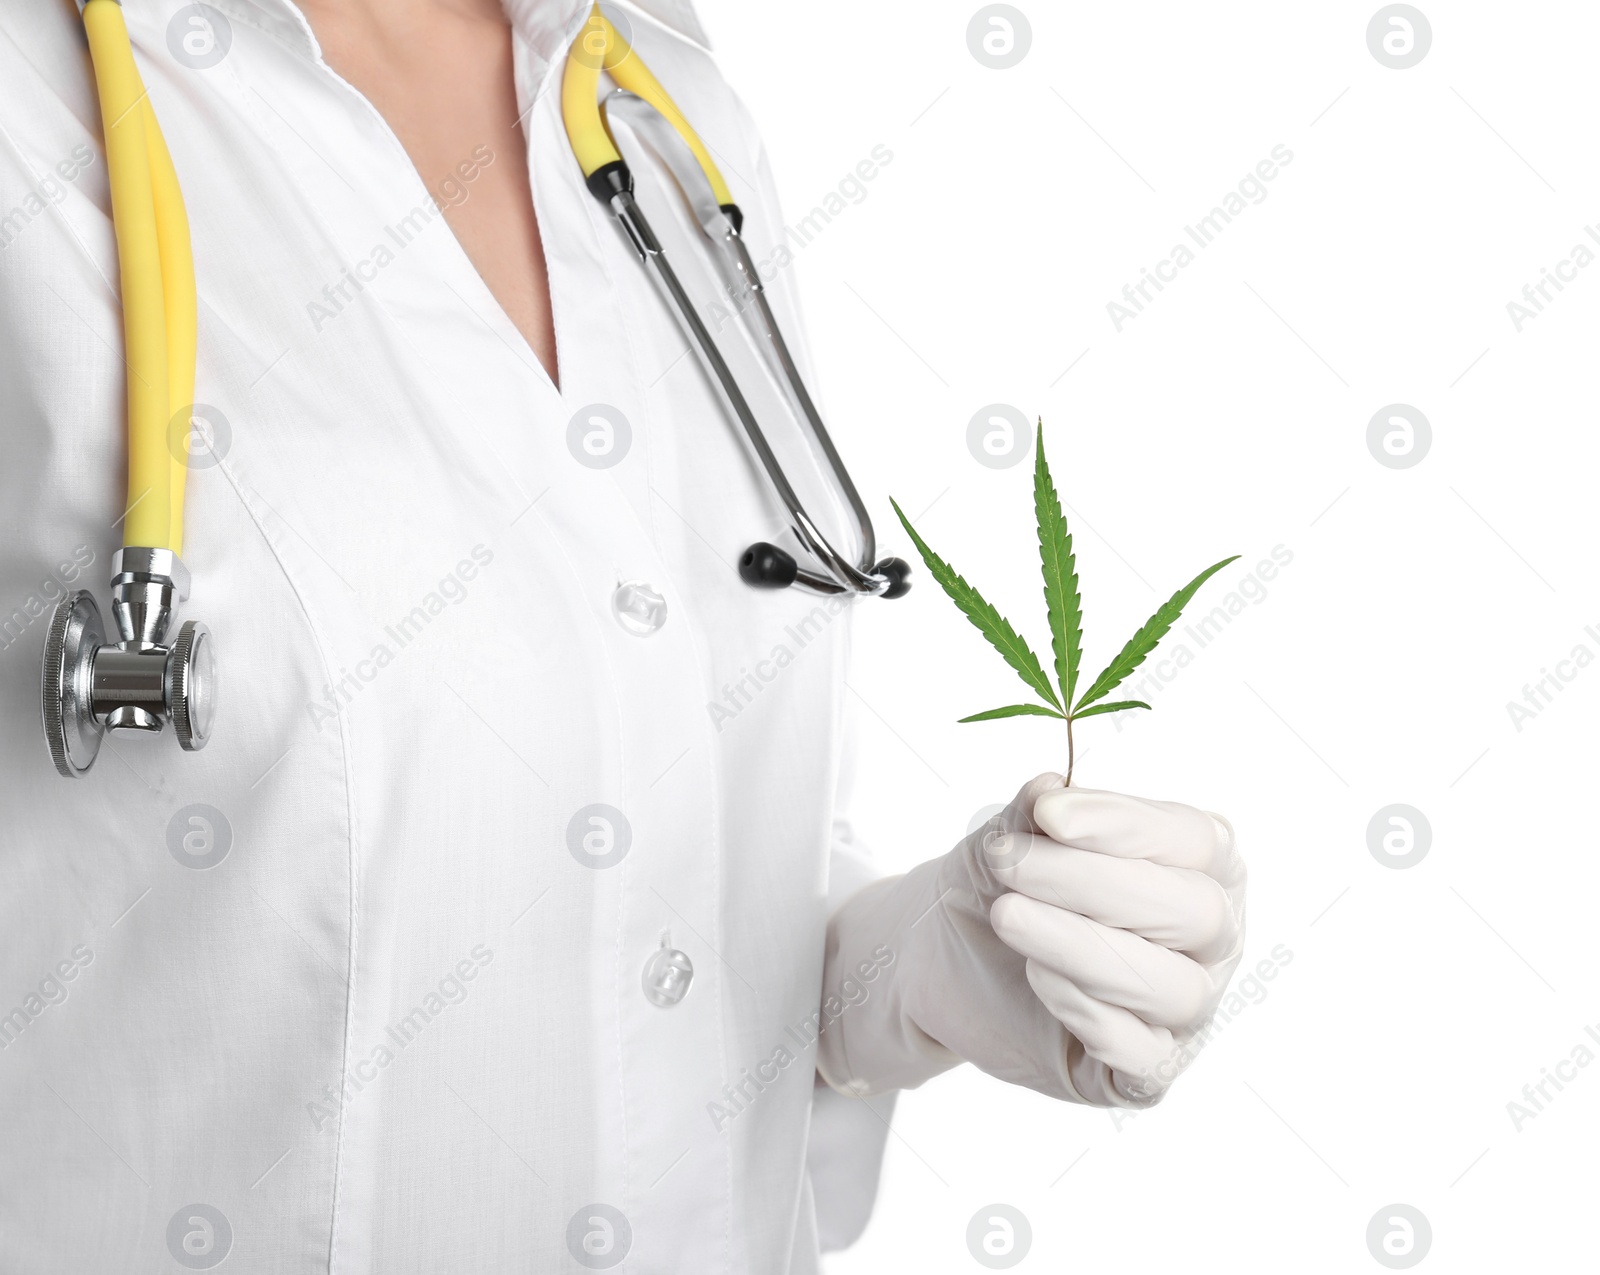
[815,774,1246,1107]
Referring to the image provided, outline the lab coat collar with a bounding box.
[121,0,713,67]
[503,0,714,57]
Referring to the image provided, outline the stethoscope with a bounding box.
[560,5,908,598]
[43,0,213,779]
[42,0,907,779]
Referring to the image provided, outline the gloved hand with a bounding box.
[815,774,1246,1107]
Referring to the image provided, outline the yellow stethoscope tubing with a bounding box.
[560,4,735,210]
[82,0,197,555]
[145,94,197,554]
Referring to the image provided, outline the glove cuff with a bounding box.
[815,864,964,1096]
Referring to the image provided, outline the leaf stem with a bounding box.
[1065,712,1076,787]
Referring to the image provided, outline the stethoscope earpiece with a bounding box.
[740,543,911,599]
[738,543,798,589]
[873,557,913,599]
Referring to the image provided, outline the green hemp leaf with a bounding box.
[892,420,1238,784]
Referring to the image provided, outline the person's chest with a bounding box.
[294,0,561,374]
[0,4,854,1268]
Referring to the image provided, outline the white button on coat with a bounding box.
[0,1,889,1269]
[641,939,694,1007]
[611,580,668,635]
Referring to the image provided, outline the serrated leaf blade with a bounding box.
[1073,699,1151,719]
[957,703,1067,723]
[1074,555,1241,712]
[1033,421,1083,710]
[891,498,1062,711]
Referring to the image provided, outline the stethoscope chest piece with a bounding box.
[40,548,216,778]
[41,591,107,777]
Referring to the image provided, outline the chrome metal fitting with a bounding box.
[41,549,217,777]
[109,546,190,645]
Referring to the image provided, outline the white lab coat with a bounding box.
[0,1,892,1269]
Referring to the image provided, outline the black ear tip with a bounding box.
[739,542,798,588]
[874,557,912,599]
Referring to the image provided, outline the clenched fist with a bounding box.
[816,774,1247,1108]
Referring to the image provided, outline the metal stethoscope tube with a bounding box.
[609,185,900,597]
[562,8,911,601]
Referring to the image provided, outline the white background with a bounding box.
[693,0,1599,1269]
